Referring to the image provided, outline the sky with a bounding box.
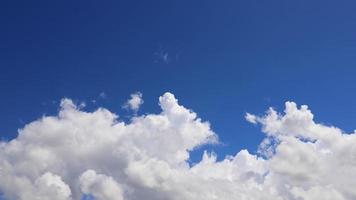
[1,1,356,200]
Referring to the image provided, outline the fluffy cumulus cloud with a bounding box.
[79,170,124,200]
[123,92,144,112]
[0,94,355,200]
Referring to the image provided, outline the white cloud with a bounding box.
[34,172,72,200]
[123,92,144,112]
[0,94,356,199]
[245,112,257,124]
[79,170,124,200]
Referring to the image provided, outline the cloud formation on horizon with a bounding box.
[0,93,355,200]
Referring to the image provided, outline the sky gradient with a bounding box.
[2,0,356,157]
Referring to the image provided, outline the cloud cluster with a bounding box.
[0,94,356,200]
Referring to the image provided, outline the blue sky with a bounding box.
[2,0,356,163]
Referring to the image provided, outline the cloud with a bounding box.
[154,46,179,64]
[154,49,170,64]
[79,170,124,200]
[0,94,356,199]
[245,112,257,124]
[123,92,144,112]
[99,92,106,99]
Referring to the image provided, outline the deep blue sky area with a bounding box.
[1,0,356,160]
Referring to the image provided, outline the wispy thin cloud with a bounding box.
[154,45,180,64]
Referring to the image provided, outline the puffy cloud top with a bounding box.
[0,94,355,200]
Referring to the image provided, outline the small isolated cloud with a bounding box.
[154,46,179,64]
[154,51,170,64]
[1,94,356,199]
[99,92,106,99]
[123,92,144,112]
